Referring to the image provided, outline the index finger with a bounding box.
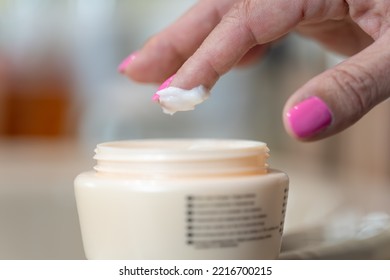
[123,0,236,83]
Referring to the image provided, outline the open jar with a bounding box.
[74,139,289,259]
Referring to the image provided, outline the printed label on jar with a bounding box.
[185,193,280,249]
[279,187,288,235]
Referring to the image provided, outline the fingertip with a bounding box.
[167,55,220,91]
[118,52,138,74]
[152,93,160,102]
[158,74,176,91]
[152,74,176,102]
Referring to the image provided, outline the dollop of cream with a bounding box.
[156,85,210,115]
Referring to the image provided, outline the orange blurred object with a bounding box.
[0,54,73,138]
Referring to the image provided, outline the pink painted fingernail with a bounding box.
[152,74,176,102]
[118,52,138,73]
[152,93,160,102]
[158,74,176,90]
[286,96,332,138]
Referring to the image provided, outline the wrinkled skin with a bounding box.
[122,0,390,141]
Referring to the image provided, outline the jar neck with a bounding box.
[93,139,269,177]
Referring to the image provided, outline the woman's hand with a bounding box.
[120,0,390,141]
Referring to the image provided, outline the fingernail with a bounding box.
[286,96,332,138]
[152,93,160,102]
[118,52,138,73]
[158,74,176,91]
[153,74,176,102]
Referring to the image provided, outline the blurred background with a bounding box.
[0,0,389,259]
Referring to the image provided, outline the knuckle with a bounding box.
[222,0,257,43]
[330,63,379,118]
[347,0,390,38]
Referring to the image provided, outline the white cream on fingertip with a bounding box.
[155,85,210,115]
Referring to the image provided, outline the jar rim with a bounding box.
[94,139,268,162]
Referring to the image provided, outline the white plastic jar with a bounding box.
[74,139,289,259]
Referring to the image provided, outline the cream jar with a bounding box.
[74,139,289,259]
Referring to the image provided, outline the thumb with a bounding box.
[283,33,390,141]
